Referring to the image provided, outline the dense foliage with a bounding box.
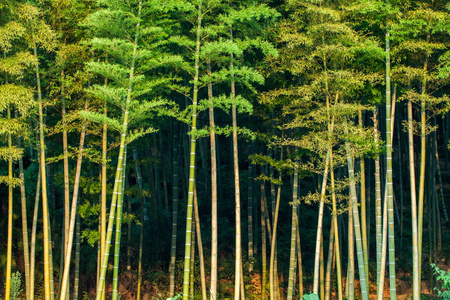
[1,0,450,299]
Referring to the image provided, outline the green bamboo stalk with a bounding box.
[324,221,334,300]
[347,196,354,300]
[133,147,145,300]
[127,190,132,270]
[18,136,30,300]
[100,94,107,300]
[61,72,70,295]
[248,144,254,272]
[435,137,448,223]
[418,30,431,294]
[194,184,207,300]
[287,161,299,300]
[408,97,420,300]
[373,109,382,286]
[397,116,405,250]
[112,146,127,300]
[385,24,397,300]
[47,205,55,300]
[30,162,41,300]
[431,144,438,255]
[268,153,277,293]
[5,108,13,300]
[260,176,267,299]
[59,100,88,300]
[376,193,389,300]
[208,59,218,300]
[32,28,52,300]
[345,141,369,300]
[189,215,196,299]
[169,130,179,298]
[95,3,141,298]
[330,154,342,300]
[435,176,442,252]
[229,26,243,300]
[313,150,330,294]
[295,208,304,299]
[320,237,325,300]
[182,1,202,298]
[428,190,434,291]
[73,213,80,300]
[269,148,283,300]
[358,110,369,287]
[137,197,144,300]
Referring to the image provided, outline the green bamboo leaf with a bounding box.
[0,21,26,52]
[87,84,127,107]
[0,51,36,77]
[79,110,122,131]
[0,84,35,115]
[0,146,24,161]
[0,176,22,188]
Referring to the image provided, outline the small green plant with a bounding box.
[301,293,320,300]
[166,292,182,300]
[10,271,23,300]
[431,263,450,299]
[82,291,91,300]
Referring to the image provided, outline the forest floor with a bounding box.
[87,252,450,300]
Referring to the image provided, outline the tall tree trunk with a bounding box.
[32,28,53,300]
[30,164,41,300]
[287,160,299,300]
[397,117,405,249]
[260,174,267,300]
[269,148,280,300]
[194,184,207,300]
[295,209,304,299]
[169,127,179,298]
[18,136,30,300]
[59,100,88,300]
[229,26,243,300]
[5,108,13,300]
[95,3,142,298]
[408,97,420,300]
[345,141,369,300]
[247,143,254,272]
[269,148,283,300]
[374,109,382,286]
[112,146,127,300]
[133,147,146,300]
[347,193,354,300]
[376,193,389,300]
[100,95,108,300]
[358,111,369,287]
[181,2,202,298]
[435,136,448,223]
[417,33,431,295]
[61,69,71,300]
[189,216,196,299]
[208,59,219,300]
[385,24,397,300]
[330,153,343,300]
[313,150,330,294]
[73,213,80,300]
[324,221,335,300]
[320,238,325,300]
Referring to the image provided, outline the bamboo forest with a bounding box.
[2,0,450,299]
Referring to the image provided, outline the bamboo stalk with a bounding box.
[182,2,202,298]
[112,146,127,300]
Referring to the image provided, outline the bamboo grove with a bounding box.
[1,0,450,299]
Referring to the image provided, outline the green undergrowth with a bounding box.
[432,264,450,300]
